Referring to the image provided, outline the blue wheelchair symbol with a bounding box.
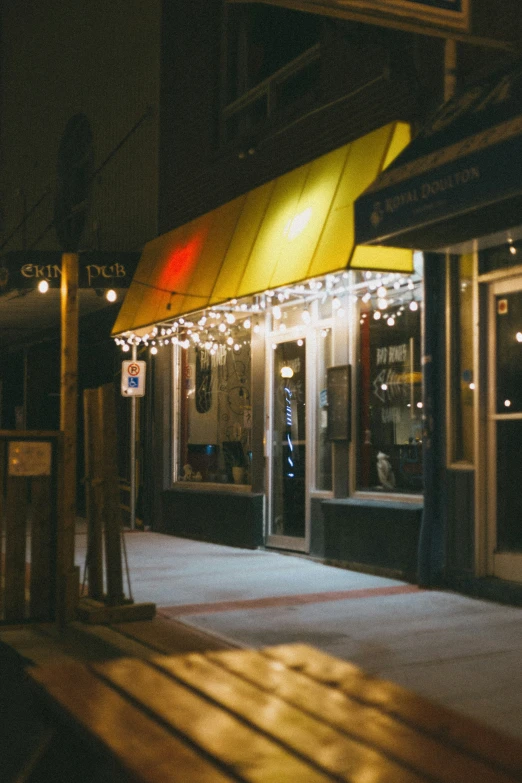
[128,377,139,388]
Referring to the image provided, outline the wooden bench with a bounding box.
[25,643,522,782]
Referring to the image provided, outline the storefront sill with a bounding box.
[443,575,522,607]
[324,496,423,511]
[171,482,260,496]
[321,497,423,578]
[161,487,264,549]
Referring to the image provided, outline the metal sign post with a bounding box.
[130,346,137,531]
[121,352,146,530]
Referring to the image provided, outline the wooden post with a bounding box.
[57,252,80,624]
[83,387,104,600]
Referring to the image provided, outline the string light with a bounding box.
[113,269,423,352]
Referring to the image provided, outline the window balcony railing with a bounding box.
[221,43,321,146]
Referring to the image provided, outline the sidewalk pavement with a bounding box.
[75,529,522,741]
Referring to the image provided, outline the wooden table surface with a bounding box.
[28,642,522,783]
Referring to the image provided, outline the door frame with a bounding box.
[265,322,311,552]
[486,274,522,581]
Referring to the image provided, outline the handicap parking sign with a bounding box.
[121,360,146,396]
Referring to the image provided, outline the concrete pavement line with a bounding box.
[160,584,422,617]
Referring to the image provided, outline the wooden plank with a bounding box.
[263,643,522,780]
[83,388,104,600]
[4,476,28,622]
[28,662,233,783]
[208,648,519,783]
[76,598,155,624]
[29,476,53,620]
[112,618,235,655]
[93,656,333,783]
[156,652,426,783]
[0,626,78,667]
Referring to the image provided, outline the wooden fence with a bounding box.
[0,431,63,623]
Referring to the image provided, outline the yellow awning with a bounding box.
[113,121,412,336]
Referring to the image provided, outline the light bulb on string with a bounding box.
[38,279,49,293]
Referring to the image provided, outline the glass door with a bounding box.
[488,276,522,582]
[266,335,308,551]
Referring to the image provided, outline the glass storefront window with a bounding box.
[356,273,423,494]
[176,315,252,485]
[449,253,474,464]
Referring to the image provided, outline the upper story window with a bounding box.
[221,5,321,145]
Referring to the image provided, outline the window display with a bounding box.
[356,272,423,494]
[177,316,252,485]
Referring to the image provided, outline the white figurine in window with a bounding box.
[182,464,193,481]
[376,451,396,490]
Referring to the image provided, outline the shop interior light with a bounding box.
[280,365,294,378]
[38,279,49,293]
[106,288,117,302]
[517,332,522,342]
